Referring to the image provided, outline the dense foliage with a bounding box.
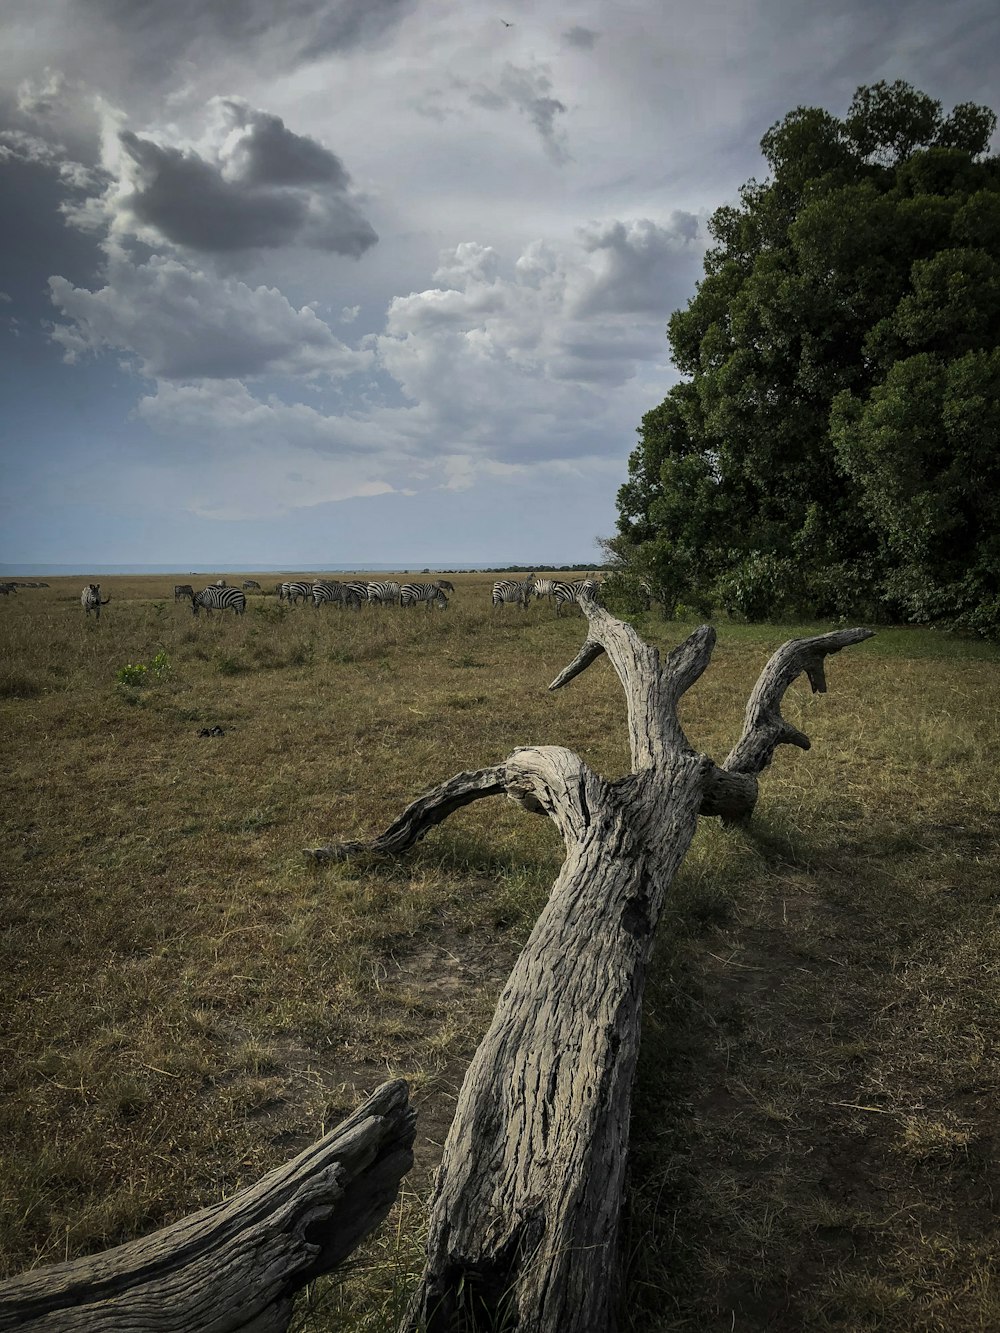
[611,81,1000,634]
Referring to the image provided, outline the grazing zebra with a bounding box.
[81,584,111,618]
[552,577,601,617]
[366,580,401,607]
[491,575,535,610]
[400,581,450,610]
[242,579,261,590]
[312,579,364,610]
[279,581,313,604]
[190,586,246,616]
[174,583,195,602]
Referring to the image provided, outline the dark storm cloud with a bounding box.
[217,100,350,188]
[84,0,415,74]
[116,108,378,256]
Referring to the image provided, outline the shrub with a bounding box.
[116,663,148,687]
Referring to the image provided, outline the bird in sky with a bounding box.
[500,18,513,27]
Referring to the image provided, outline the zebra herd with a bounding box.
[492,575,601,615]
[278,578,455,610]
[75,574,602,620]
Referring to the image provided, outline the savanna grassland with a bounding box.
[1,574,999,1331]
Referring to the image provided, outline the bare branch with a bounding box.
[547,638,605,691]
[723,628,874,779]
[0,1081,415,1333]
[549,595,716,771]
[304,766,508,862]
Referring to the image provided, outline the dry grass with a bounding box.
[1,576,998,1330]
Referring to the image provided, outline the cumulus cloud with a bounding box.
[368,215,702,465]
[105,213,700,503]
[103,99,377,256]
[48,246,372,379]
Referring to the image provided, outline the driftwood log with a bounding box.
[306,598,872,1332]
[0,1080,415,1333]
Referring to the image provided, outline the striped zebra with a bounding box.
[366,580,401,607]
[174,583,194,602]
[81,584,111,618]
[531,578,557,605]
[400,580,451,610]
[552,577,601,617]
[190,586,246,616]
[491,575,535,610]
[312,579,364,610]
[279,581,313,604]
[242,579,261,590]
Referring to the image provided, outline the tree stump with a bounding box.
[306,599,872,1332]
[0,1080,415,1333]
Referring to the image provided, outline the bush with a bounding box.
[116,663,148,687]
[115,651,170,688]
[715,553,808,621]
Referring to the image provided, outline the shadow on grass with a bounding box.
[622,804,1000,1332]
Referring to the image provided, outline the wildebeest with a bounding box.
[174,584,195,602]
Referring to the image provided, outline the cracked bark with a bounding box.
[0,1081,415,1333]
[305,602,872,1332]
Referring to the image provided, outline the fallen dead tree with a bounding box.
[306,598,872,1332]
[0,1080,415,1333]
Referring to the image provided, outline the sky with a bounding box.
[1,0,997,571]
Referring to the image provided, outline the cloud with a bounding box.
[468,63,571,163]
[48,245,372,379]
[103,99,377,256]
[104,213,700,507]
[3,0,416,102]
[370,216,702,463]
[562,26,599,49]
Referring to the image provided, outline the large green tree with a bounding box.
[612,81,999,631]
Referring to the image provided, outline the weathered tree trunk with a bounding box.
[0,1080,415,1333]
[306,603,872,1332]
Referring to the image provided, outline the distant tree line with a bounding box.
[608,81,1000,637]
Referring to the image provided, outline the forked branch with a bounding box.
[724,628,875,779]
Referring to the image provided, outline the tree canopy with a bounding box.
[611,81,1000,635]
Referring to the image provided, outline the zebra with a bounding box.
[81,584,111,618]
[552,577,602,617]
[400,581,450,610]
[491,575,535,610]
[531,578,558,605]
[190,586,246,616]
[242,579,261,590]
[312,579,364,610]
[279,581,313,604]
[174,583,195,602]
[366,580,401,607]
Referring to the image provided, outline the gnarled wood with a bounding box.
[306,600,871,1332]
[0,1080,415,1333]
